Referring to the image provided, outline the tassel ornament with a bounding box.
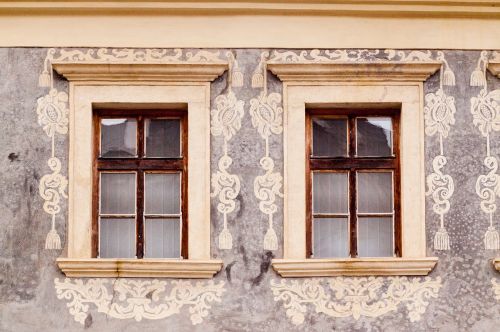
[251,71,264,88]
[443,67,456,86]
[263,227,278,251]
[45,228,61,250]
[218,228,233,250]
[485,226,500,250]
[434,227,450,250]
[470,68,486,87]
[39,70,51,87]
[231,69,244,88]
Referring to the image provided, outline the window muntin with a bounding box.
[307,110,401,259]
[94,110,187,259]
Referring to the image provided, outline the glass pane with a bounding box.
[313,172,348,214]
[145,173,181,215]
[312,118,347,157]
[313,218,349,258]
[358,217,393,257]
[357,172,393,213]
[356,117,392,157]
[100,173,136,214]
[101,118,137,157]
[145,218,181,258]
[145,119,181,158]
[99,218,135,258]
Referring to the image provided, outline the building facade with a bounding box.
[0,1,499,331]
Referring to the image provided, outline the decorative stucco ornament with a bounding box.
[249,52,284,250]
[470,51,500,250]
[270,277,442,325]
[54,278,225,325]
[251,51,268,88]
[226,51,244,88]
[36,88,70,250]
[211,85,245,250]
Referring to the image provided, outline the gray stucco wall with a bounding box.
[0,48,499,331]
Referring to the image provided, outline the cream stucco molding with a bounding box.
[57,259,223,278]
[51,62,228,83]
[54,60,227,278]
[494,258,500,271]
[488,62,500,78]
[273,60,440,277]
[267,62,441,83]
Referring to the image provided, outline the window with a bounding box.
[93,110,187,259]
[306,110,401,259]
[268,61,440,277]
[53,61,227,278]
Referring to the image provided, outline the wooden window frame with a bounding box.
[305,109,401,259]
[92,109,188,259]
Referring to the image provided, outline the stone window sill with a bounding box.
[271,257,438,277]
[57,258,223,278]
[494,258,500,272]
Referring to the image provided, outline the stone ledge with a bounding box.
[494,258,500,271]
[57,258,223,278]
[272,257,438,277]
[267,61,441,83]
[52,62,228,83]
[487,62,500,78]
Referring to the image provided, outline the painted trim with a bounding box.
[267,62,441,82]
[56,258,223,278]
[1,1,499,18]
[272,257,438,277]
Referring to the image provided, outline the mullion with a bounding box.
[136,115,145,259]
[348,116,357,257]
[97,159,183,170]
[309,158,397,170]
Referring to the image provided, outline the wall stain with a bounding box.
[225,261,237,284]
[251,251,274,287]
[7,152,19,162]
[84,313,93,329]
[239,244,249,268]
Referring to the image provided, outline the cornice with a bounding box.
[487,61,500,78]
[267,61,442,83]
[57,258,224,278]
[52,62,228,83]
[272,257,439,277]
[494,258,500,271]
[1,1,499,18]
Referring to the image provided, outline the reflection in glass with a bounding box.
[357,217,393,257]
[312,118,347,157]
[357,172,393,213]
[100,173,136,214]
[313,218,349,258]
[145,218,181,258]
[313,172,348,214]
[99,218,135,258]
[357,117,392,156]
[145,173,180,215]
[145,119,181,158]
[101,118,137,157]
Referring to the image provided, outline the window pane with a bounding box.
[313,172,348,214]
[144,218,181,258]
[100,173,136,214]
[145,119,181,158]
[99,218,135,258]
[313,218,349,258]
[356,117,392,157]
[145,173,181,215]
[357,172,393,213]
[312,118,347,157]
[358,217,393,257]
[100,118,137,157]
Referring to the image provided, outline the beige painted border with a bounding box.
[57,62,227,277]
[272,62,438,276]
[0,4,499,49]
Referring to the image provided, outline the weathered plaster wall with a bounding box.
[0,48,499,331]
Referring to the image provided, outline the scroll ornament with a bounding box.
[424,88,456,250]
[54,278,225,325]
[270,277,442,325]
[210,88,245,250]
[250,52,284,250]
[470,50,500,250]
